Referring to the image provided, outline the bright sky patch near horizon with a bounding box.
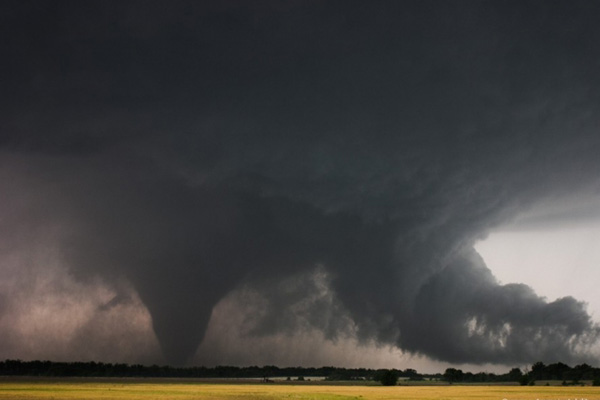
[477,222,600,326]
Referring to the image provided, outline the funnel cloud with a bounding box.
[2,1,600,367]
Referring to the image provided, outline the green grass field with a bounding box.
[1,379,599,400]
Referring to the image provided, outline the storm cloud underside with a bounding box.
[2,1,600,366]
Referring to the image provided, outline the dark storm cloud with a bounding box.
[404,249,600,364]
[2,1,600,365]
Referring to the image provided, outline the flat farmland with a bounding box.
[1,379,600,400]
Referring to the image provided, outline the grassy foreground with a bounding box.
[1,380,599,400]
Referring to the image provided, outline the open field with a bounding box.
[1,379,600,400]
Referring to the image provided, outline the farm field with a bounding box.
[1,379,599,400]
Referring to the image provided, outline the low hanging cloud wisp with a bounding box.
[1,1,600,366]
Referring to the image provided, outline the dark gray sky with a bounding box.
[2,1,600,370]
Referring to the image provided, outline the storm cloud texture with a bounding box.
[2,1,600,367]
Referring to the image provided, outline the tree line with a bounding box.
[0,360,403,380]
[1,359,599,385]
[443,362,600,385]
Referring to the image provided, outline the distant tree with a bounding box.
[403,368,417,377]
[508,367,523,382]
[376,369,399,386]
[443,368,464,383]
[530,362,546,380]
[564,363,592,383]
[519,374,531,386]
[403,368,423,381]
